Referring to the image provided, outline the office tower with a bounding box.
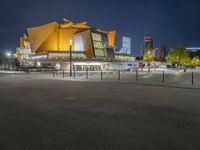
[121,36,131,54]
[143,35,153,54]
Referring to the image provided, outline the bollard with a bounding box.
[63,70,64,78]
[118,70,120,80]
[101,70,103,80]
[191,72,194,85]
[56,70,58,77]
[162,71,165,83]
[86,68,88,79]
[136,69,138,81]
[73,65,76,79]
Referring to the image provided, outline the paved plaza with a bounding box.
[0,73,200,150]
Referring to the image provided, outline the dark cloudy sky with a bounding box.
[0,0,200,56]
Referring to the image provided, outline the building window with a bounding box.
[91,33,105,57]
[74,35,84,51]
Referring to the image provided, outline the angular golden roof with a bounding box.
[25,18,116,53]
[60,18,91,29]
[27,22,59,52]
[63,18,72,24]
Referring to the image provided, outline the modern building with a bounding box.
[152,48,157,58]
[16,18,135,71]
[186,47,200,52]
[121,36,131,54]
[155,44,167,60]
[143,35,153,54]
[16,34,31,62]
[186,47,200,58]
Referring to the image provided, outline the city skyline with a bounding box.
[0,0,200,56]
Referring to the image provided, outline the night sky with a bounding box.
[0,0,200,56]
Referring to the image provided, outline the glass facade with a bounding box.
[74,34,84,51]
[122,36,131,54]
[48,52,87,59]
[144,35,153,52]
[91,32,105,58]
[115,54,135,61]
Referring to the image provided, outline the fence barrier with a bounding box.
[48,69,200,88]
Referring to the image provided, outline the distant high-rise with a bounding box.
[155,44,167,60]
[143,35,153,54]
[121,36,131,54]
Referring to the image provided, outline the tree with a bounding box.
[191,57,200,66]
[0,52,12,69]
[0,52,6,66]
[166,44,190,67]
[143,50,154,72]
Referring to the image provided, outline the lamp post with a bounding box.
[6,52,11,57]
[5,52,11,70]
[69,40,72,77]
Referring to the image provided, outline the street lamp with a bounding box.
[5,52,11,70]
[6,52,11,57]
[69,39,72,76]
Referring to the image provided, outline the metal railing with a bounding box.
[17,69,200,89]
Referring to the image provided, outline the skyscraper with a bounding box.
[143,35,153,54]
[121,36,131,54]
[155,44,167,60]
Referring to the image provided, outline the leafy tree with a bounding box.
[143,50,154,62]
[0,53,6,65]
[191,57,200,66]
[143,50,154,72]
[0,52,11,68]
[166,44,190,67]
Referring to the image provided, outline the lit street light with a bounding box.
[5,51,12,70]
[69,39,72,77]
[6,52,11,57]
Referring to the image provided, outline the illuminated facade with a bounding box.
[19,18,115,58]
[155,44,167,60]
[143,35,153,54]
[121,36,131,54]
[17,18,135,70]
[186,47,200,52]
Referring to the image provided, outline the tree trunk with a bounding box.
[148,62,150,73]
